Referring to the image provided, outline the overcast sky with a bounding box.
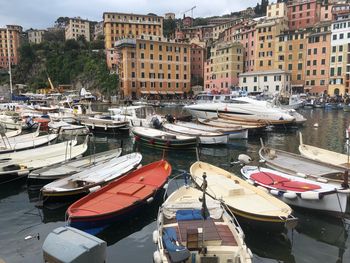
[0,0,260,30]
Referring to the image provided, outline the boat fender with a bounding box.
[316,177,328,183]
[89,185,101,193]
[296,172,307,178]
[300,192,320,200]
[153,251,162,263]
[137,164,143,169]
[147,197,154,203]
[238,154,252,164]
[283,192,297,199]
[257,186,269,193]
[270,189,280,196]
[247,179,255,185]
[163,183,169,190]
[17,170,29,176]
[152,230,159,244]
[105,124,107,131]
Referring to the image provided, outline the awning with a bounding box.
[167,91,175,94]
[140,91,150,94]
[150,91,158,94]
[175,91,184,94]
[158,91,167,95]
[291,84,304,88]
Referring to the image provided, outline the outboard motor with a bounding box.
[151,116,162,129]
[165,114,175,123]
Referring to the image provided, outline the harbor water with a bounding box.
[0,107,350,263]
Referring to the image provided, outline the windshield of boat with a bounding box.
[135,107,155,118]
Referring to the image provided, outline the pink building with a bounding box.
[287,0,320,30]
[175,25,213,42]
[239,21,256,72]
[190,43,206,86]
[320,2,333,21]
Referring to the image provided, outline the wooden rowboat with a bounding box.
[41,152,142,202]
[67,160,171,232]
[190,161,297,232]
[131,126,198,149]
[197,117,266,130]
[153,185,252,263]
[218,113,293,125]
[299,133,350,168]
[241,166,349,215]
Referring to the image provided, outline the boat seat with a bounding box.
[176,209,203,221]
[162,227,191,263]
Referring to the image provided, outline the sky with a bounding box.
[0,0,260,30]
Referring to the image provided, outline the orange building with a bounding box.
[0,25,22,69]
[103,12,164,70]
[116,36,190,99]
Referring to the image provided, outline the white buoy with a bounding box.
[153,251,162,263]
[152,230,159,244]
[313,123,319,128]
[238,154,252,165]
[283,192,297,199]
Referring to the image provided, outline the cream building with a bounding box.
[27,29,46,44]
[267,2,288,20]
[65,17,96,42]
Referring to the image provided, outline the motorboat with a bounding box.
[190,161,297,232]
[162,123,228,145]
[28,148,122,181]
[131,126,198,149]
[153,184,252,263]
[67,160,171,233]
[41,152,142,202]
[79,116,129,134]
[241,166,349,215]
[174,121,248,139]
[49,120,89,136]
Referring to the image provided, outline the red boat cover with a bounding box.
[250,172,321,192]
[68,160,171,218]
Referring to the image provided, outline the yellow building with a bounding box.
[0,25,22,69]
[116,36,190,99]
[254,18,288,71]
[275,30,309,92]
[103,12,163,70]
[65,17,96,42]
[267,2,288,20]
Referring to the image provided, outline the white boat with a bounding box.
[109,106,163,128]
[154,185,252,263]
[0,138,88,183]
[162,123,228,145]
[174,121,248,139]
[1,128,22,138]
[79,116,129,134]
[190,161,297,232]
[299,133,350,168]
[0,113,23,130]
[28,148,122,181]
[41,152,142,200]
[197,117,266,130]
[241,166,349,215]
[184,96,295,123]
[49,121,89,136]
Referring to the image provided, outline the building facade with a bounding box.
[190,42,206,87]
[287,0,320,30]
[0,25,22,69]
[103,12,164,70]
[329,13,350,95]
[27,29,46,44]
[204,41,243,92]
[267,2,288,20]
[65,17,96,42]
[304,22,331,95]
[239,69,291,95]
[116,36,190,99]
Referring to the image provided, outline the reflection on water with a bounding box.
[1,108,350,262]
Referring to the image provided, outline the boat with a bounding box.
[299,133,350,169]
[79,116,129,134]
[28,148,122,181]
[184,96,295,123]
[218,113,294,126]
[153,184,252,263]
[1,127,22,138]
[41,152,142,202]
[197,117,266,130]
[131,126,198,149]
[162,123,228,145]
[190,161,297,232]
[241,166,349,215]
[303,99,314,109]
[49,120,90,136]
[0,112,22,130]
[0,132,58,154]
[0,138,88,183]
[174,121,249,139]
[109,105,163,128]
[343,104,350,112]
[67,160,171,232]
[42,226,106,263]
[259,143,346,184]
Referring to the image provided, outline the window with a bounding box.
[340,33,344,39]
[299,44,303,49]
[313,48,317,55]
[321,59,325,65]
[331,56,335,63]
[308,49,311,55]
[243,77,246,83]
[264,76,267,82]
[141,53,144,59]
[298,63,302,70]
[338,67,342,75]
[288,64,292,70]
[339,46,343,52]
[289,45,292,51]
[330,68,334,76]
[307,70,310,76]
[333,35,337,40]
[322,47,326,54]
[313,70,316,75]
[254,76,257,82]
[339,56,343,62]
[332,46,336,53]
[307,60,311,66]
[313,60,317,66]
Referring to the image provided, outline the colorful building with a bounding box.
[103,12,164,70]
[304,22,331,95]
[190,42,206,87]
[65,17,96,42]
[204,41,243,92]
[287,0,321,30]
[175,25,214,42]
[115,36,190,99]
[0,25,22,69]
[329,13,350,95]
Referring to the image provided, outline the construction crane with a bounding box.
[183,6,196,18]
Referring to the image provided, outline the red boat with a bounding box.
[67,160,172,233]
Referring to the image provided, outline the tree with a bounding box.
[163,18,177,38]
[55,17,70,28]
[43,29,65,42]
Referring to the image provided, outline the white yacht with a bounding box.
[184,95,295,122]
